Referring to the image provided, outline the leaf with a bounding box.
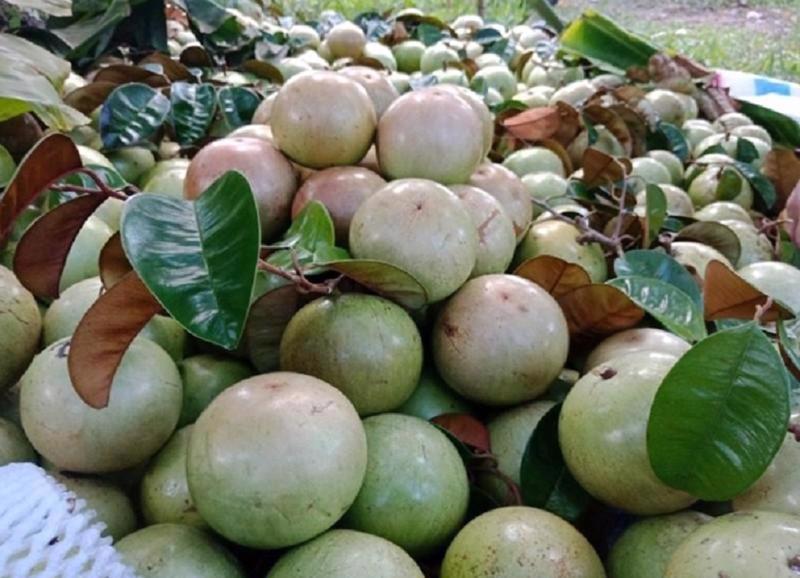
[762,149,800,209]
[513,255,591,298]
[556,284,644,340]
[63,81,120,115]
[703,260,791,321]
[608,277,707,342]
[100,83,170,150]
[138,53,192,83]
[93,65,168,87]
[322,259,428,310]
[0,134,82,243]
[614,249,702,307]
[737,99,800,149]
[99,232,131,289]
[675,221,741,266]
[583,104,632,156]
[170,82,216,146]
[245,284,303,373]
[0,145,15,188]
[519,403,591,522]
[647,122,690,162]
[217,86,260,131]
[734,160,777,211]
[735,138,759,165]
[241,60,284,84]
[582,148,632,187]
[121,171,260,348]
[51,0,131,58]
[431,413,491,453]
[502,106,560,141]
[266,201,335,251]
[0,32,70,87]
[67,271,162,408]
[5,0,72,17]
[647,322,792,500]
[715,166,744,202]
[13,194,105,299]
[644,184,667,246]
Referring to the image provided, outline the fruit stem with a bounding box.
[258,256,341,295]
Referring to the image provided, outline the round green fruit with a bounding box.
[228,123,273,142]
[584,328,690,371]
[288,23,320,48]
[377,87,484,184]
[738,261,800,314]
[116,524,245,578]
[397,366,472,420]
[720,219,772,268]
[671,241,732,280]
[419,43,460,74]
[340,66,400,118]
[607,511,712,578]
[645,89,688,125]
[682,119,716,150]
[20,337,182,473]
[695,200,753,224]
[434,84,494,158]
[178,354,252,426]
[630,157,673,192]
[732,124,772,146]
[186,372,367,549]
[139,314,187,362]
[471,65,517,100]
[636,184,694,217]
[523,172,569,211]
[272,71,376,169]
[59,215,113,292]
[664,511,800,578]
[432,274,569,406]
[141,158,190,199]
[392,40,425,73]
[343,414,469,557]
[279,293,423,415]
[469,163,533,240]
[269,529,424,578]
[0,416,36,466]
[568,126,626,168]
[77,145,114,168]
[54,473,137,542]
[503,147,565,178]
[560,351,696,514]
[549,80,596,107]
[0,266,41,391]
[441,506,605,578]
[349,179,478,303]
[514,220,607,282]
[108,147,156,185]
[326,22,366,59]
[513,85,554,108]
[646,150,684,185]
[712,111,753,132]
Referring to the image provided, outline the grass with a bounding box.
[278,0,800,82]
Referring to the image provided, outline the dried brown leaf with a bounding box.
[99,232,131,290]
[513,255,591,298]
[557,284,644,340]
[703,260,791,321]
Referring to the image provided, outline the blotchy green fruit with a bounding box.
[289,23,320,48]
[420,43,460,73]
[0,266,41,391]
[670,241,732,280]
[397,366,472,420]
[20,337,182,473]
[514,220,607,282]
[340,66,399,118]
[269,529,424,578]
[647,150,685,185]
[178,355,252,427]
[349,179,478,303]
[450,184,516,277]
[184,137,297,240]
[469,163,533,240]
[326,22,366,59]
[187,372,367,549]
[695,200,753,224]
[108,147,156,185]
[343,414,469,556]
[0,416,36,466]
[732,123,772,146]
[280,294,423,415]
[59,215,113,292]
[584,328,690,371]
[117,524,245,578]
[738,261,800,314]
[54,473,137,542]
[441,506,605,578]
[393,40,425,73]
[560,351,696,514]
[482,401,555,503]
[140,426,206,528]
[523,172,570,211]
[720,219,772,268]
[664,511,800,578]
[607,511,712,578]
[141,159,190,199]
[378,88,484,184]
[503,147,565,178]
[291,166,385,245]
[276,57,312,80]
[687,166,753,209]
[433,274,569,406]
[272,72,376,169]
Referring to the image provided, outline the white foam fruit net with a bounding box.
[0,463,138,578]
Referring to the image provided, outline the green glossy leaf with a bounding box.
[608,276,707,342]
[527,0,565,32]
[170,82,216,146]
[520,403,592,523]
[780,239,800,268]
[217,86,260,131]
[675,221,741,266]
[647,122,690,162]
[266,201,335,251]
[614,249,702,307]
[645,184,667,245]
[100,83,170,150]
[647,322,792,500]
[733,160,777,211]
[51,0,131,58]
[0,145,16,187]
[715,166,744,201]
[121,170,260,348]
[322,259,429,310]
[778,320,800,378]
[415,22,445,46]
[738,99,800,149]
[735,138,759,164]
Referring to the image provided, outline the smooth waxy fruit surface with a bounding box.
[187,372,367,549]
[178,354,252,427]
[738,261,800,314]
[0,417,36,466]
[0,266,41,391]
[514,219,607,282]
[54,473,138,542]
[59,215,113,291]
[469,163,533,240]
[584,328,690,371]
[397,366,472,420]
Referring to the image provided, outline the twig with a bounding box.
[753,296,774,325]
[72,167,130,200]
[258,256,341,295]
[789,422,800,443]
[757,218,791,261]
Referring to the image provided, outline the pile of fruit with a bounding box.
[1,5,800,578]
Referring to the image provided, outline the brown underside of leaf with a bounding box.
[762,149,800,209]
[502,106,561,141]
[583,104,634,156]
[582,148,632,187]
[138,52,192,82]
[68,271,162,408]
[99,232,132,290]
[513,255,591,298]
[179,45,213,68]
[245,285,303,373]
[553,102,582,146]
[63,82,120,115]
[539,138,574,176]
[557,284,644,339]
[93,65,169,87]
[13,194,106,299]
[703,260,791,321]
[431,413,491,453]
[0,134,82,243]
[242,60,284,83]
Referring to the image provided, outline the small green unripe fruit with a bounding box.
[117,524,245,578]
[664,511,800,578]
[419,43,460,73]
[503,147,565,178]
[54,473,137,542]
[671,241,732,280]
[682,119,716,149]
[275,57,312,80]
[568,126,626,168]
[441,506,605,578]
[549,80,597,107]
[108,147,156,185]
[280,294,423,415]
[712,111,753,132]
[523,172,569,211]
[272,72,376,170]
[269,529,424,578]
[397,366,472,420]
[645,89,688,125]
[513,85,554,108]
[343,414,469,557]
[434,84,494,159]
[326,22,366,59]
[349,179,478,303]
[646,150,684,185]
[608,511,712,578]
[178,354,252,426]
[477,52,505,69]
[141,158,190,199]
[433,274,569,406]
[695,200,754,224]
[289,23,320,48]
[630,156,673,192]
[738,261,800,314]
[585,328,690,371]
[469,163,533,240]
[20,337,182,473]
[392,40,425,73]
[471,65,517,100]
[731,123,772,146]
[0,417,36,466]
[0,266,41,391]
[93,197,125,232]
[187,372,367,549]
[636,184,694,217]
[514,220,607,282]
[720,219,772,268]
[59,215,113,292]
[363,42,397,71]
[560,351,696,514]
